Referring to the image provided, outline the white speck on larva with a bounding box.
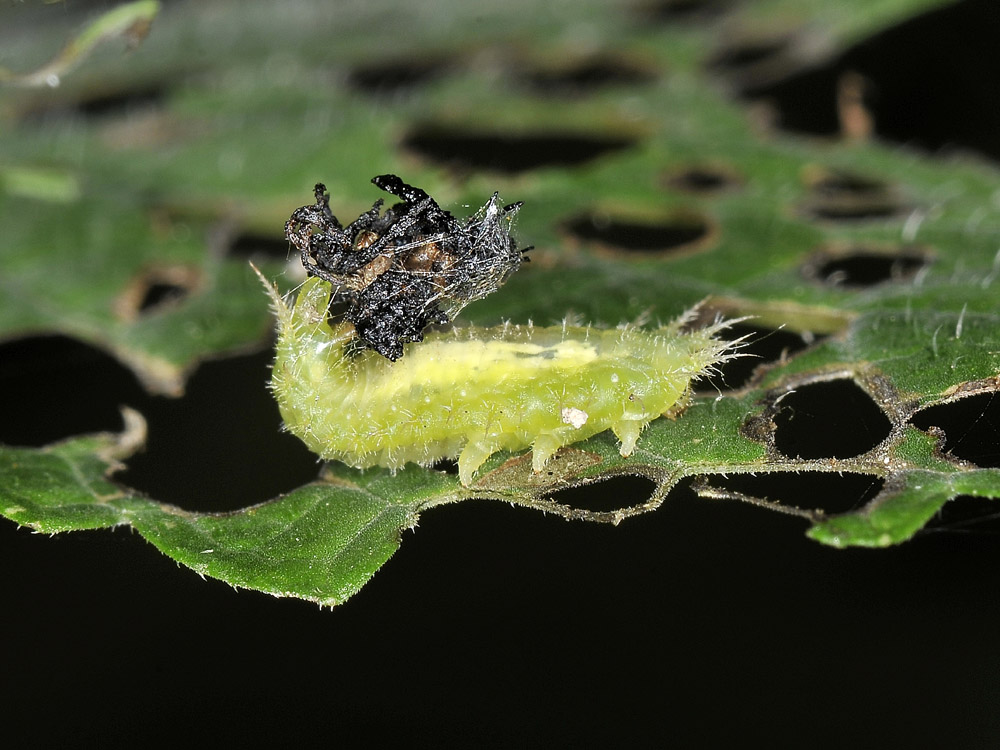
[561,407,589,429]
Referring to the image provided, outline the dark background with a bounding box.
[4,0,1000,746]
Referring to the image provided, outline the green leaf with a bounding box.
[2,0,998,605]
[0,418,456,605]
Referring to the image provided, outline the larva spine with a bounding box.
[264,275,739,486]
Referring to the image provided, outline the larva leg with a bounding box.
[611,420,644,457]
[661,387,692,419]
[531,433,565,473]
[457,438,500,487]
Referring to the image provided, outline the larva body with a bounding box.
[268,277,736,486]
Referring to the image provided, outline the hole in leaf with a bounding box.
[115,265,202,320]
[736,0,1000,160]
[707,34,791,74]
[799,168,903,221]
[562,208,713,254]
[807,168,887,196]
[912,391,1000,468]
[24,83,168,123]
[802,245,932,287]
[705,471,884,516]
[515,56,657,95]
[346,57,450,94]
[661,164,742,194]
[140,283,187,312]
[432,458,459,476]
[636,0,732,22]
[803,196,901,221]
[115,266,202,321]
[544,475,657,514]
[771,380,892,459]
[75,85,167,118]
[117,350,321,512]
[401,126,635,173]
[228,233,290,261]
[0,335,147,447]
[923,494,1000,535]
[696,322,817,392]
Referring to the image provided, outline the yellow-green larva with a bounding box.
[263,275,739,486]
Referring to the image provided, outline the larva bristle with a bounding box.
[251,263,293,330]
